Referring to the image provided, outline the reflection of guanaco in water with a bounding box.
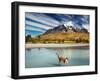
[56,53,69,64]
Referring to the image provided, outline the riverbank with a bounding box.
[25,43,89,49]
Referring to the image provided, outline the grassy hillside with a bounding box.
[26,32,89,44]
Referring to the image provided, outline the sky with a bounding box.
[25,12,89,37]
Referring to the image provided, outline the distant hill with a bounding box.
[26,21,89,44]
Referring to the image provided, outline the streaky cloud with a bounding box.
[25,20,52,30]
[26,24,47,31]
[30,13,60,25]
[26,25,45,33]
[26,13,59,27]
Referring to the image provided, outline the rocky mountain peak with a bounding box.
[44,21,88,34]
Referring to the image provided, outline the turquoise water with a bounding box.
[25,47,89,68]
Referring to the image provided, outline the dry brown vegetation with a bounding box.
[26,32,89,43]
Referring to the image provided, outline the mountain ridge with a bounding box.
[44,22,88,34]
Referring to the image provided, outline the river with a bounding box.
[25,47,89,68]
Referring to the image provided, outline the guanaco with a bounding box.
[56,53,69,64]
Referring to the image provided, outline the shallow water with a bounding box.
[25,47,89,68]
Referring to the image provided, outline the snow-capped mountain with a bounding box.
[44,21,88,34]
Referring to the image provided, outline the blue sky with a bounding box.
[25,12,89,37]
